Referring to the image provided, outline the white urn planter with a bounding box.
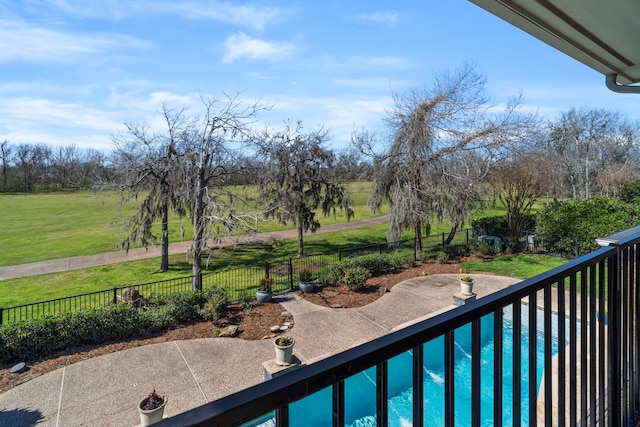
[274,336,294,365]
[460,277,474,295]
[138,390,167,427]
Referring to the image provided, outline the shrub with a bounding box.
[353,254,391,274]
[313,266,333,285]
[325,263,346,285]
[340,266,371,291]
[389,251,415,269]
[0,304,157,364]
[199,288,228,321]
[476,240,493,255]
[436,251,449,264]
[237,290,253,312]
[298,268,313,282]
[165,290,208,323]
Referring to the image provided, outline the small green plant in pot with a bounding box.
[298,268,315,293]
[460,275,474,295]
[274,335,295,365]
[256,276,273,303]
[138,388,167,426]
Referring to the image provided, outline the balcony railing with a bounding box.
[157,230,640,426]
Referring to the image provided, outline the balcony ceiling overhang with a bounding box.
[469,0,640,93]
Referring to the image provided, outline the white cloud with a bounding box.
[364,56,411,69]
[263,94,391,149]
[358,11,398,26]
[223,32,295,63]
[163,2,283,31]
[0,96,122,148]
[29,0,283,30]
[0,20,149,62]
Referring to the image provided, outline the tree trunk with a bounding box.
[414,222,423,255]
[443,220,460,246]
[160,197,169,272]
[191,154,206,291]
[297,221,304,257]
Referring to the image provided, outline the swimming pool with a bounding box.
[249,304,564,427]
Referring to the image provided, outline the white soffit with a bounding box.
[469,0,640,91]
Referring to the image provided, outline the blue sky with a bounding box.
[2,0,639,152]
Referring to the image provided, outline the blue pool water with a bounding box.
[250,306,563,427]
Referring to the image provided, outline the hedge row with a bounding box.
[0,288,227,364]
[318,252,415,291]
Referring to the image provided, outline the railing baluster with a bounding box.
[472,319,481,427]
[543,285,552,427]
[493,307,503,427]
[376,361,388,426]
[413,343,424,426]
[332,380,344,427]
[598,259,606,425]
[528,291,537,427]
[588,263,597,427]
[558,277,567,426]
[444,331,454,427]
[513,302,522,427]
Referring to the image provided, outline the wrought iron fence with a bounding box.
[0,227,494,325]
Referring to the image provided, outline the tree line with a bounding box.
[3,64,640,289]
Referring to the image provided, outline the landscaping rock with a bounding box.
[121,287,141,307]
[281,311,292,320]
[218,325,239,337]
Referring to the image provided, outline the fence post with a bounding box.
[113,287,118,305]
[265,262,270,278]
[378,243,382,255]
[339,249,342,262]
[0,307,3,325]
[466,229,469,244]
[289,258,294,290]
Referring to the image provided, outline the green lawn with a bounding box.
[0,186,572,309]
[461,254,567,280]
[0,183,387,266]
[0,221,396,307]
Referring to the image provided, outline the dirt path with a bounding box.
[0,215,389,280]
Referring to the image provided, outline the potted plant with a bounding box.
[460,275,474,295]
[138,388,167,426]
[256,276,273,303]
[298,268,315,293]
[274,335,295,365]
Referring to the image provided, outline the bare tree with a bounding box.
[546,107,638,198]
[357,63,533,252]
[112,104,188,272]
[491,154,550,244]
[184,95,269,290]
[254,121,353,257]
[0,140,11,190]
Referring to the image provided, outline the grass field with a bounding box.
[461,253,566,279]
[0,186,569,308]
[0,182,385,266]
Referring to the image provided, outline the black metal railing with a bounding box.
[156,231,640,426]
